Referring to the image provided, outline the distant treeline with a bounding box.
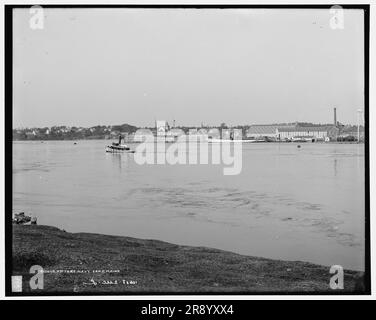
[13,122,363,141]
[13,124,138,141]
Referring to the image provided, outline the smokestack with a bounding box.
[334,107,337,127]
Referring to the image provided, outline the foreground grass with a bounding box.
[12,225,364,293]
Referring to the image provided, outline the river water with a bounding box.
[13,140,365,271]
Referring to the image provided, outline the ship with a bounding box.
[106,135,135,153]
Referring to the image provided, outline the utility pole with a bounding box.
[357,109,363,143]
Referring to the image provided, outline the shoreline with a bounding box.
[12,225,365,293]
[13,139,363,145]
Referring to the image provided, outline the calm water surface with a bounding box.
[13,140,365,270]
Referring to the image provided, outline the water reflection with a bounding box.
[356,143,363,172]
[334,158,338,177]
[110,153,122,171]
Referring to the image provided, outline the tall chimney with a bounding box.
[334,107,337,127]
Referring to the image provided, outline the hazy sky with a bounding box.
[13,8,364,128]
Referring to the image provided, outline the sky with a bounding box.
[13,8,364,128]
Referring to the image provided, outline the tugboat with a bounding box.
[106,135,135,153]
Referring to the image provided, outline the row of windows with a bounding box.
[279,131,328,137]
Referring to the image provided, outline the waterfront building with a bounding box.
[337,130,364,141]
[246,124,295,139]
[246,124,339,141]
[246,125,279,139]
[277,126,339,141]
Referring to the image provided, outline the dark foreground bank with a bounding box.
[12,225,364,293]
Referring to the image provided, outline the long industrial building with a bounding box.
[246,124,339,141]
[277,126,339,140]
[246,108,340,141]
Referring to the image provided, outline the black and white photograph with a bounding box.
[4,3,370,297]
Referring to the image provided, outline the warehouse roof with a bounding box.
[277,126,336,133]
[247,125,279,134]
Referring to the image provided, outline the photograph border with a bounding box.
[4,3,371,296]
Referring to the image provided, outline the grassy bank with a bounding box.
[12,225,364,293]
